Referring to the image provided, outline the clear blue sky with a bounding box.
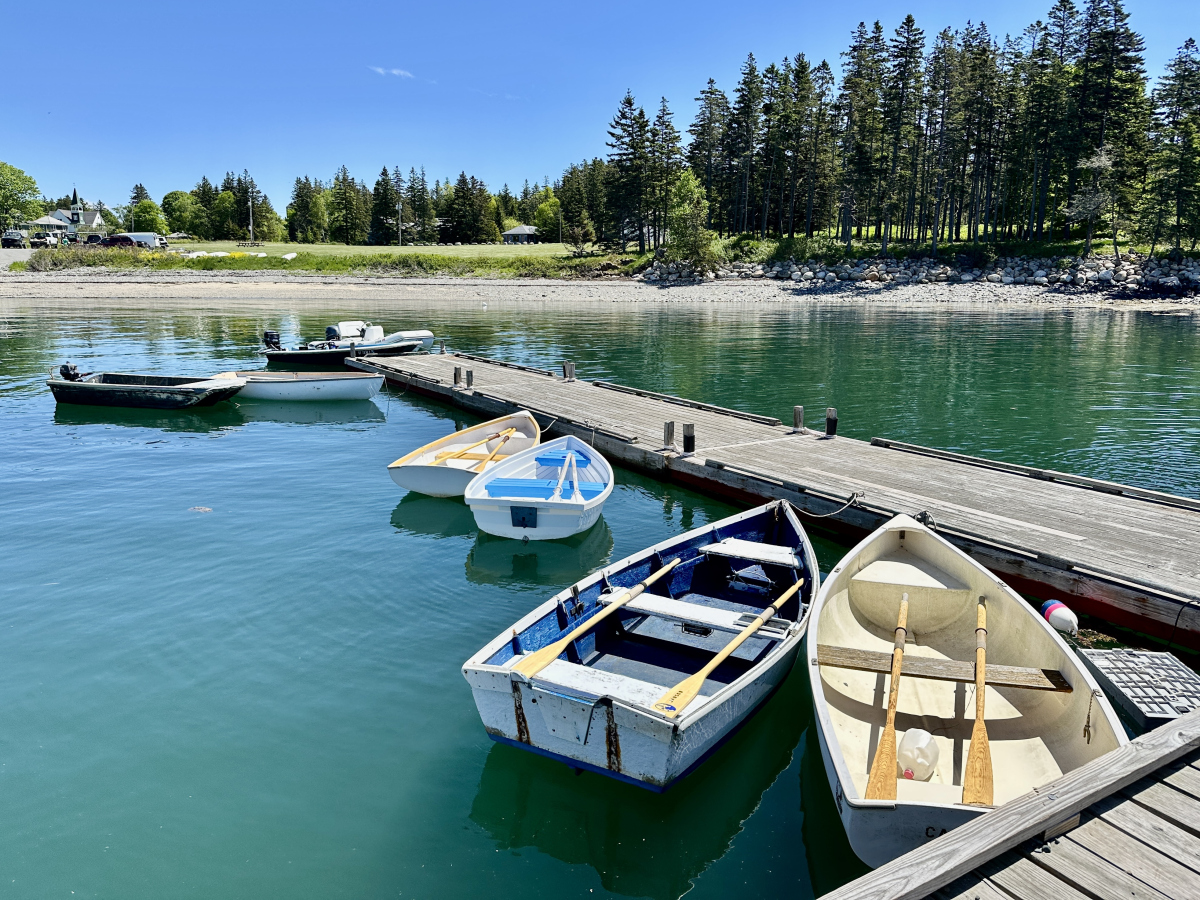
[5,0,1195,213]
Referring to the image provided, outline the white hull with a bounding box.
[462,501,820,789]
[387,411,541,497]
[807,514,1126,867]
[228,373,383,401]
[464,435,613,541]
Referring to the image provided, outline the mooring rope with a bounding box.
[807,491,865,518]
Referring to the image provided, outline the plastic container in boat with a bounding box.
[898,728,939,781]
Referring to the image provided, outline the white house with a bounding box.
[50,190,106,235]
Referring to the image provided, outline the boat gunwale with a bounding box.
[463,500,818,731]
[805,513,1126,814]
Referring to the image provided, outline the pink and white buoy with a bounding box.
[1041,599,1079,636]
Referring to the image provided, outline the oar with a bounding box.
[473,432,512,472]
[865,593,910,801]
[435,428,515,463]
[653,576,806,718]
[512,558,682,679]
[962,596,994,806]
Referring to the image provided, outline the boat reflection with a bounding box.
[464,520,613,588]
[798,696,871,892]
[234,399,385,424]
[469,667,808,900]
[52,402,246,433]
[389,493,478,538]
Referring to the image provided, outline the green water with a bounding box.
[1,300,1197,899]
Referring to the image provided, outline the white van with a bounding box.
[120,232,168,249]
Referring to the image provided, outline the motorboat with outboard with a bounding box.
[46,363,245,409]
[262,321,432,364]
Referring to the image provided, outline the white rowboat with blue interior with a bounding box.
[808,514,1125,867]
[387,411,541,498]
[464,435,613,540]
[462,500,818,789]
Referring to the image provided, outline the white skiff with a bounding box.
[463,500,818,789]
[387,411,541,498]
[807,513,1126,867]
[464,435,613,540]
[215,370,383,401]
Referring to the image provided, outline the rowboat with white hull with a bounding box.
[807,513,1125,868]
[213,370,383,401]
[464,435,613,540]
[462,500,818,789]
[387,411,540,497]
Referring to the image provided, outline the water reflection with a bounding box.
[390,493,477,538]
[235,399,385,425]
[469,669,809,900]
[465,520,614,588]
[52,402,246,433]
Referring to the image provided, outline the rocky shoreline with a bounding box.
[638,252,1200,294]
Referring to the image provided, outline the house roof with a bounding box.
[502,224,538,235]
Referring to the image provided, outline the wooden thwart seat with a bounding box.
[817,644,1073,692]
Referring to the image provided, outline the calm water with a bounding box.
[1,299,1197,899]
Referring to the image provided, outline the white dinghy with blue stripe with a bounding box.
[461,500,818,790]
[463,435,614,540]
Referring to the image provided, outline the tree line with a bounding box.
[7,0,1197,258]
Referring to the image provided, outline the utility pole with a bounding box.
[398,196,403,247]
[558,208,562,244]
[248,192,255,242]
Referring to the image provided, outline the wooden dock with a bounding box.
[350,351,1200,652]
[821,708,1200,900]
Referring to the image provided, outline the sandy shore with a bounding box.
[1,270,1196,313]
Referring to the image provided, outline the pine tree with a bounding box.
[606,91,652,251]
[369,166,400,245]
[687,79,730,229]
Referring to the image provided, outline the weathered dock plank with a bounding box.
[817,709,1200,900]
[351,352,1200,651]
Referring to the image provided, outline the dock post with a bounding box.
[663,421,676,451]
[793,405,805,434]
[350,342,357,359]
[825,407,838,438]
[562,361,576,382]
[682,423,696,456]
[440,340,446,354]
[453,366,462,387]
[466,369,474,389]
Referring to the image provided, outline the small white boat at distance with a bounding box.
[213,370,383,401]
[807,513,1125,868]
[388,411,541,498]
[464,435,613,540]
[462,500,819,789]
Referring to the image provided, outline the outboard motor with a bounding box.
[263,330,282,350]
[59,362,82,381]
[326,326,340,341]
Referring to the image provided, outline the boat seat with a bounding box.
[850,550,970,609]
[525,658,666,708]
[484,478,606,500]
[700,538,799,569]
[601,591,790,637]
[535,450,591,468]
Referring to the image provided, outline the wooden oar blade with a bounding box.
[653,673,706,718]
[864,730,898,800]
[963,717,994,806]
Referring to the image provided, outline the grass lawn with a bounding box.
[172,240,577,258]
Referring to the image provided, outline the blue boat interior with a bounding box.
[485,449,607,501]
[488,504,810,697]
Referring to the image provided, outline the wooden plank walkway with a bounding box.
[350,351,1200,651]
[821,708,1200,899]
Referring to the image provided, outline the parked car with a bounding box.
[84,234,104,245]
[2,229,28,249]
[30,232,59,248]
[99,235,138,248]
[123,232,168,250]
